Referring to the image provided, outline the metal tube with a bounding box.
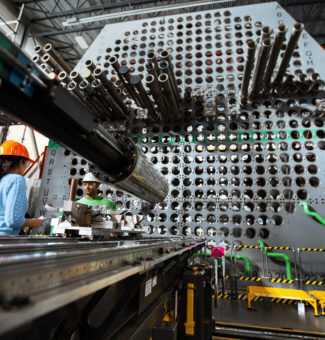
[147,51,160,76]
[146,74,168,121]
[293,249,298,284]
[79,80,107,118]
[34,45,44,56]
[32,55,41,65]
[70,70,84,84]
[118,66,142,106]
[28,128,39,159]
[146,62,156,77]
[298,248,303,289]
[158,73,181,121]
[160,50,182,102]
[130,75,158,120]
[67,81,94,113]
[79,79,92,96]
[112,146,168,203]
[85,59,96,72]
[58,71,71,86]
[261,26,273,41]
[273,23,304,86]
[311,73,320,81]
[44,43,72,73]
[109,56,121,73]
[69,178,79,201]
[249,38,273,99]
[91,79,126,120]
[159,60,180,109]
[93,68,129,115]
[240,40,256,100]
[41,53,65,74]
[263,24,287,94]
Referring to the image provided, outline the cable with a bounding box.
[300,202,325,225]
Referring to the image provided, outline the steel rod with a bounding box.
[240,40,256,100]
[263,24,287,94]
[273,23,304,86]
[249,38,273,99]
[130,75,158,120]
[158,73,181,121]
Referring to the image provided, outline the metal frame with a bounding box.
[0,237,204,338]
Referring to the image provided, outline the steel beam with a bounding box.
[31,0,155,22]
[13,0,45,3]
[35,25,104,37]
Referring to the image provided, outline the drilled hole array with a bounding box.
[122,100,324,240]
[92,8,304,96]
[69,6,325,245]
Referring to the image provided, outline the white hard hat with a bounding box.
[83,172,101,183]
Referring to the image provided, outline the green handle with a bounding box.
[196,252,252,277]
[258,240,292,280]
[300,202,325,224]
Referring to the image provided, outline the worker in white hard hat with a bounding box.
[77,172,116,210]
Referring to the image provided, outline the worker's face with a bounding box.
[18,159,30,175]
[83,181,100,198]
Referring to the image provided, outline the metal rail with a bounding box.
[0,237,204,336]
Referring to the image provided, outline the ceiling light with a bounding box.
[62,0,236,27]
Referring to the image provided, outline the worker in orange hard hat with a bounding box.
[0,140,43,235]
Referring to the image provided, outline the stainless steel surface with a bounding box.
[0,237,204,336]
[112,146,169,203]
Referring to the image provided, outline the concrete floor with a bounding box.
[213,298,325,336]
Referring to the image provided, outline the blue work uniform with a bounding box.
[0,174,28,235]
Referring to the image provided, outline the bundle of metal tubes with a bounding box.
[240,23,314,103]
[33,43,72,75]
[43,56,130,122]
[274,72,323,96]
[109,51,182,122]
[145,50,182,122]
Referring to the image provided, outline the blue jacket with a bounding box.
[0,174,28,235]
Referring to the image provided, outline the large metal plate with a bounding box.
[36,2,325,279]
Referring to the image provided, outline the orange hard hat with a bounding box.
[0,140,34,163]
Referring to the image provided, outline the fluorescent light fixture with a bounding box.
[74,35,88,49]
[62,0,236,27]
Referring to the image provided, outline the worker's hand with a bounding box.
[26,219,43,228]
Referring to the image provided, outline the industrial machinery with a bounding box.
[51,201,147,238]
[1,0,325,339]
